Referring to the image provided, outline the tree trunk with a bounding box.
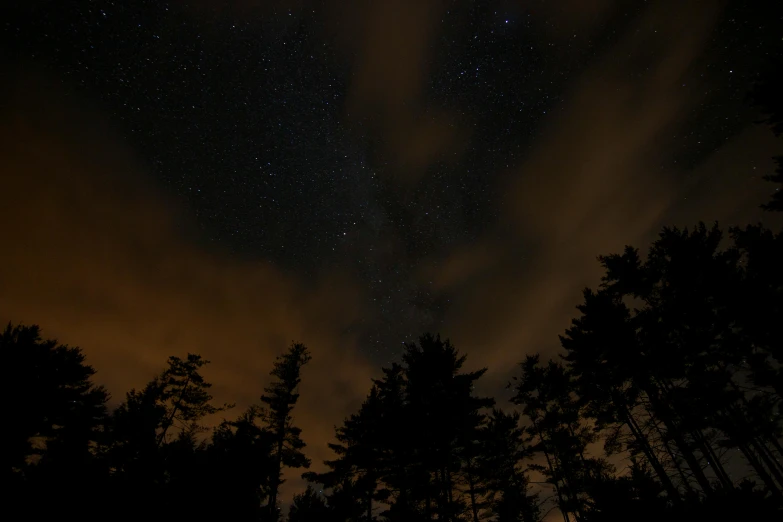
[267,417,286,520]
[737,441,783,500]
[751,438,783,490]
[718,378,783,488]
[691,428,733,489]
[157,374,192,448]
[656,379,730,490]
[620,402,681,501]
[439,465,453,522]
[766,435,783,460]
[550,427,582,522]
[446,467,454,521]
[466,461,480,522]
[531,418,570,522]
[645,382,714,494]
[425,472,432,521]
[669,424,713,493]
[650,414,695,495]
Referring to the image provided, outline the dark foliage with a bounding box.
[5,223,781,521]
[3,323,109,519]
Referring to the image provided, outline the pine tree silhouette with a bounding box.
[261,342,312,520]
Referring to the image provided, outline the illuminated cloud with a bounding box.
[0,68,375,499]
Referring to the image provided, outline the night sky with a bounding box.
[2,0,782,500]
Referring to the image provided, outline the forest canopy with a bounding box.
[6,222,782,522]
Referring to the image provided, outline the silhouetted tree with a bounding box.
[198,406,276,519]
[3,323,108,475]
[309,335,496,522]
[512,356,608,522]
[601,225,782,497]
[106,378,167,488]
[308,364,415,521]
[479,409,540,522]
[155,353,231,446]
[370,363,419,521]
[307,385,385,521]
[580,460,668,522]
[108,353,228,467]
[730,225,783,398]
[556,223,783,509]
[559,287,684,501]
[288,485,332,522]
[105,353,230,518]
[261,342,313,520]
[402,334,495,521]
[3,323,109,519]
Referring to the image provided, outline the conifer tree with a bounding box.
[261,342,313,520]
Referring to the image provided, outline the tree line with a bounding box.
[300,222,782,522]
[6,329,313,521]
[5,221,782,522]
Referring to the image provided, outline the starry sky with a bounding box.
[1,0,782,501]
